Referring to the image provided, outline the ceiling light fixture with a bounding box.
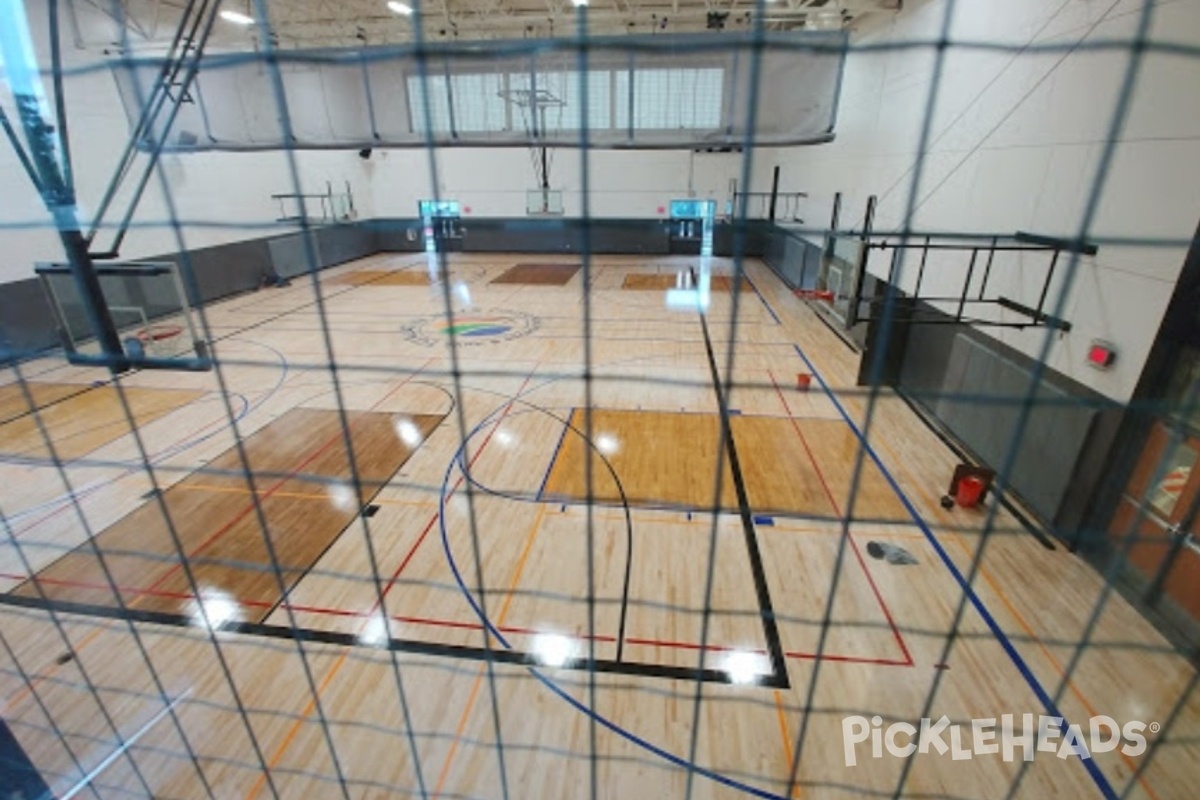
[387,1,414,16]
[218,9,255,25]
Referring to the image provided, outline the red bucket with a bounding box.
[956,476,985,508]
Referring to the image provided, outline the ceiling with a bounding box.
[72,0,902,49]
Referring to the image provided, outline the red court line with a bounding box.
[782,651,912,668]
[769,370,914,668]
[379,371,536,602]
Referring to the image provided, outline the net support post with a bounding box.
[0,0,129,372]
[846,194,876,329]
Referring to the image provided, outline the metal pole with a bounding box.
[914,235,930,299]
[0,106,43,191]
[105,0,220,255]
[85,0,204,244]
[768,166,780,222]
[957,247,979,322]
[48,0,74,203]
[1036,249,1061,319]
[979,236,998,300]
[846,194,876,328]
[0,0,127,371]
[828,191,841,255]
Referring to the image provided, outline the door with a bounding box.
[1108,347,1200,622]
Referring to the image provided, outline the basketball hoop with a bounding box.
[499,85,566,215]
[136,324,184,344]
[126,324,185,359]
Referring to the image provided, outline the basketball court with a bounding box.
[0,250,1192,799]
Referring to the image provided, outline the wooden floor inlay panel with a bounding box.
[621,273,751,292]
[491,263,580,285]
[541,409,902,518]
[0,382,91,425]
[328,269,431,286]
[710,275,754,292]
[13,407,444,620]
[0,385,204,460]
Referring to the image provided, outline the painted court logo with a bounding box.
[401,310,539,347]
[842,714,1156,766]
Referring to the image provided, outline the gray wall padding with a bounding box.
[902,326,1097,524]
[0,218,782,362]
[461,218,671,254]
[761,228,822,290]
[268,232,321,279]
[317,225,376,267]
[0,278,59,358]
[374,219,425,252]
[270,225,378,279]
[181,238,275,301]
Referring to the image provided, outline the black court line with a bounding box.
[693,274,790,690]
[0,594,785,688]
[0,381,108,429]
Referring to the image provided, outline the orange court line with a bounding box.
[245,369,531,800]
[773,689,802,798]
[175,483,438,507]
[2,627,104,712]
[431,502,550,798]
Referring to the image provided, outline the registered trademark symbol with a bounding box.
[1150,722,1161,733]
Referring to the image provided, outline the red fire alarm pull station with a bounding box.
[1087,340,1116,369]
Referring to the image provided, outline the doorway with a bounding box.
[1092,222,1200,646]
[1108,347,1200,624]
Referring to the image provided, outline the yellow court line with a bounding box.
[431,502,549,798]
[875,438,1161,800]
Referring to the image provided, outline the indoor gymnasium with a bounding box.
[1,0,1199,798]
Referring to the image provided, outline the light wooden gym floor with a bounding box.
[0,253,1195,799]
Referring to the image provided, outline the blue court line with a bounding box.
[535,409,574,501]
[742,273,782,325]
[791,343,1117,800]
[437,410,797,800]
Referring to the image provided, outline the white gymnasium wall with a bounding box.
[1,0,373,285]
[764,0,1200,401]
[366,147,745,219]
[4,0,751,288]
